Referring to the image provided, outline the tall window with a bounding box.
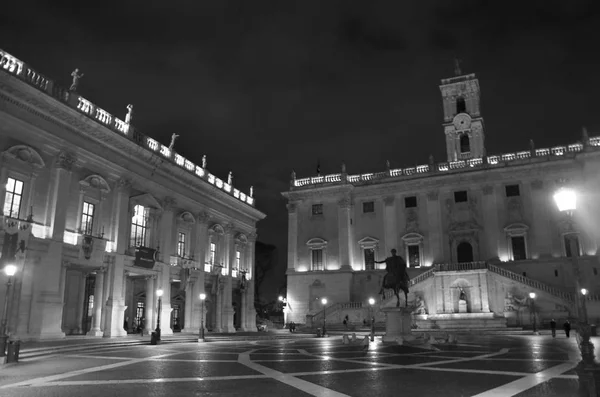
[210,242,216,264]
[454,190,468,203]
[459,133,470,153]
[456,97,466,114]
[405,196,417,208]
[311,249,323,271]
[136,302,145,323]
[505,184,520,197]
[364,248,375,270]
[408,245,421,267]
[511,236,527,260]
[130,205,149,247]
[564,235,581,258]
[312,204,323,215]
[177,232,186,257]
[3,177,24,218]
[363,201,374,213]
[235,250,241,269]
[81,202,95,235]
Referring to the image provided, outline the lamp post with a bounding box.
[529,292,538,334]
[321,298,327,337]
[368,297,375,342]
[199,293,206,342]
[554,186,599,396]
[155,289,163,341]
[0,265,17,357]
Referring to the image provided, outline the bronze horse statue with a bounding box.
[376,250,410,307]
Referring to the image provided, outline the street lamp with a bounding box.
[155,289,163,341]
[321,298,327,337]
[529,292,538,334]
[0,265,17,357]
[368,297,375,341]
[199,293,206,342]
[554,186,599,395]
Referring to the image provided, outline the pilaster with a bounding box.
[481,185,501,260]
[144,276,156,334]
[195,212,210,265]
[87,267,105,336]
[337,195,353,270]
[221,276,236,333]
[103,255,127,337]
[286,202,298,270]
[426,191,443,263]
[112,178,132,254]
[29,251,66,339]
[49,151,76,240]
[529,180,553,257]
[383,196,397,255]
[157,263,173,335]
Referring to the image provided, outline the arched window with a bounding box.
[457,242,473,263]
[456,97,466,114]
[460,133,470,153]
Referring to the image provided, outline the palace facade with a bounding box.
[0,49,265,340]
[282,69,600,329]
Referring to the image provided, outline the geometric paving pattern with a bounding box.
[0,334,588,397]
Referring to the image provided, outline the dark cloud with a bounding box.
[2,0,600,299]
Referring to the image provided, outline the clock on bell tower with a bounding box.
[439,64,486,162]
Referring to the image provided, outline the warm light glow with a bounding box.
[4,265,17,277]
[581,288,588,296]
[278,296,284,301]
[368,298,375,305]
[553,187,577,212]
[498,255,510,262]
[199,293,206,300]
[157,289,164,297]
[296,266,308,272]
[321,298,327,305]
[529,292,536,299]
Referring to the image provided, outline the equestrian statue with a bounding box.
[375,249,410,307]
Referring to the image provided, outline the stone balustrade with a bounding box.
[0,49,254,207]
[292,133,596,189]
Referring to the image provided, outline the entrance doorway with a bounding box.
[457,242,474,263]
[81,275,95,334]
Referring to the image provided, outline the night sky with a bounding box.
[2,1,600,301]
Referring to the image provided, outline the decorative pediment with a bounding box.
[357,236,379,249]
[235,233,248,245]
[401,232,424,244]
[178,211,196,224]
[80,174,111,192]
[3,145,45,168]
[130,193,162,210]
[307,237,328,249]
[448,220,480,233]
[504,223,529,235]
[210,223,225,235]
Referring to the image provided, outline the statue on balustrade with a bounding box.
[412,296,427,315]
[376,249,410,307]
[69,68,84,91]
[168,133,179,151]
[125,104,134,124]
[459,287,467,301]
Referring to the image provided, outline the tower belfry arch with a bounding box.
[439,64,486,161]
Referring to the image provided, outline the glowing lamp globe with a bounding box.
[156,289,164,297]
[581,288,588,296]
[199,293,206,300]
[553,187,577,213]
[278,296,284,301]
[4,264,17,277]
[368,298,375,305]
[529,292,536,299]
[321,298,327,305]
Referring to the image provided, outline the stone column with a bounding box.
[158,263,173,336]
[25,171,37,218]
[195,212,210,268]
[182,278,193,332]
[221,224,236,333]
[481,185,501,260]
[286,202,298,270]
[158,197,176,263]
[214,275,223,332]
[426,191,443,264]
[337,195,354,270]
[0,161,8,215]
[88,268,105,336]
[75,271,89,334]
[383,196,397,256]
[112,178,132,253]
[243,233,257,331]
[104,255,128,337]
[75,186,86,232]
[144,276,156,334]
[96,191,107,237]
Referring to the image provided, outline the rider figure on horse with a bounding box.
[375,249,411,307]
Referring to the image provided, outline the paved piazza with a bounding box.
[0,334,594,397]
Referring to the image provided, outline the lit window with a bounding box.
[235,250,241,269]
[312,204,323,215]
[364,248,375,270]
[130,205,149,247]
[408,245,421,267]
[3,177,24,218]
[136,301,144,323]
[81,202,95,235]
[311,249,323,271]
[177,232,186,257]
[363,202,374,213]
[564,234,581,258]
[511,236,527,260]
[210,242,216,264]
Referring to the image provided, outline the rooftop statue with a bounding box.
[69,68,84,92]
[125,104,134,124]
[168,133,179,151]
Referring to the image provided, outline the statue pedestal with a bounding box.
[382,307,415,342]
[458,300,467,313]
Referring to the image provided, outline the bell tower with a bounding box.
[439,61,486,161]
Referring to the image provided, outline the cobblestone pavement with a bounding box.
[0,333,596,397]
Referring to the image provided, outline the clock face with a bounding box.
[453,113,471,130]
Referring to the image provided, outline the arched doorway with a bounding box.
[457,242,474,263]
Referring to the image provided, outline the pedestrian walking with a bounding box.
[343,315,349,330]
[563,320,571,338]
[550,318,556,338]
